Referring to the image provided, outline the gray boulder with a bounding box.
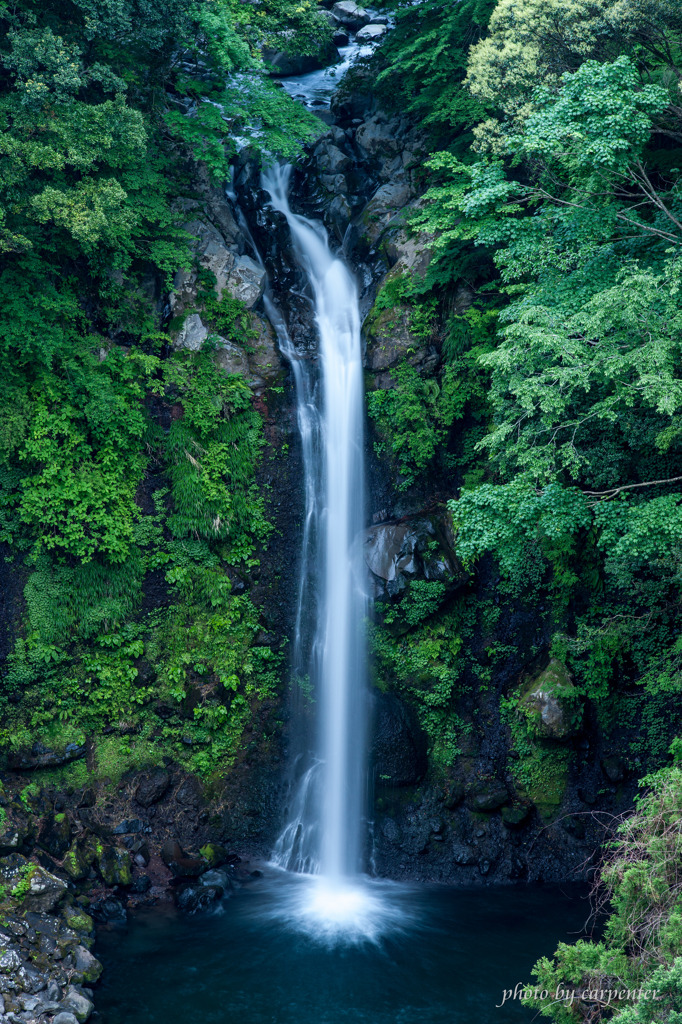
[226,254,266,309]
[314,140,351,173]
[355,114,400,159]
[213,338,250,378]
[360,180,414,245]
[363,514,467,602]
[519,660,582,740]
[331,0,370,28]
[356,23,386,41]
[60,985,94,1023]
[174,312,208,352]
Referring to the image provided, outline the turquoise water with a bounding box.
[96,874,590,1023]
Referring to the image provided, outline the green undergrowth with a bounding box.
[0,342,281,781]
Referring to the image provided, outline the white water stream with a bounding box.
[257,165,391,937]
[263,164,367,882]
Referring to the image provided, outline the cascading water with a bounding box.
[223,96,411,940]
[261,164,386,934]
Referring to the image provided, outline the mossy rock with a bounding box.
[515,748,570,822]
[501,804,531,829]
[96,844,133,887]
[62,905,94,936]
[63,838,96,881]
[465,781,509,813]
[519,659,583,740]
[199,843,229,869]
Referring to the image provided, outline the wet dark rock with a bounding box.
[90,897,127,927]
[371,692,428,786]
[363,512,467,607]
[95,845,132,887]
[199,843,230,868]
[62,839,95,882]
[72,945,102,985]
[263,41,340,77]
[38,814,72,859]
[160,840,206,879]
[501,805,531,829]
[9,742,86,771]
[601,756,625,783]
[174,776,204,808]
[131,875,151,893]
[134,770,170,808]
[175,884,223,914]
[443,782,465,809]
[0,808,36,855]
[465,782,509,813]
[112,819,142,835]
[0,857,68,913]
[200,868,232,890]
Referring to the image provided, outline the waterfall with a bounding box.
[262,164,368,884]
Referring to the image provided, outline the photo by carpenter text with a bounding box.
[496,983,664,1008]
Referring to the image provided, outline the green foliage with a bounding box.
[367,362,464,488]
[374,0,495,147]
[525,757,682,1022]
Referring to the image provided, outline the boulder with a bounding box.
[360,180,414,245]
[112,818,142,835]
[37,813,71,859]
[356,23,386,40]
[199,843,230,869]
[213,337,250,378]
[90,896,127,926]
[602,755,625,783]
[175,884,223,914]
[320,173,348,194]
[160,840,206,879]
[0,809,35,854]
[314,140,351,174]
[263,41,340,77]
[134,770,171,808]
[174,312,208,352]
[62,839,95,882]
[519,660,582,740]
[60,985,94,1023]
[225,254,266,309]
[95,845,133,887]
[465,781,509,813]
[363,513,467,603]
[371,692,428,786]
[174,776,204,807]
[61,906,94,936]
[355,115,401,160]
[200,868,232,890]
[20,865,68,913]
[9,742,86,771]
[72,945,103,985]
[501,804,531,829]
[331,1,370,28]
